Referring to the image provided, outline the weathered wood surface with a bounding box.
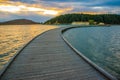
[0,28,109,80]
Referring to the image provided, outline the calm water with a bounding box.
[0,25,57,71]
[63,26,120,79]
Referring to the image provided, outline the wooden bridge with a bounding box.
[0,27,117,80]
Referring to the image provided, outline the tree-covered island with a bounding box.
[44,14,120,25]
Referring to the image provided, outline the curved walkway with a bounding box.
[0,28,112,80]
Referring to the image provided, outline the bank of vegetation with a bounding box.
[44,14,120,25]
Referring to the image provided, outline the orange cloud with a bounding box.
[0,1,73,16]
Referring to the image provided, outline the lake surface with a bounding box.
[63,25,120,79]
[0,25,57,71]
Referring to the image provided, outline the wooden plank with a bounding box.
[0,28,109,80]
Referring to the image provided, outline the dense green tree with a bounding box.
[44,14,120,24]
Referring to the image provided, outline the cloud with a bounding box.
[0,1,74,16]
[0,1,73,22]
[9,0,120,7]
[0,0,120,22]
[0,12,52,22]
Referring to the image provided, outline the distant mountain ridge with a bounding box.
[0,19,40,25]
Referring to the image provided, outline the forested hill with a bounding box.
[44,14,120,24]
[0,19,40,25]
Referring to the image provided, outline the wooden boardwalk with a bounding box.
[0,28,113,80]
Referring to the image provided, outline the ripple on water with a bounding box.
[0,25,57,70]
[63,26,120,79]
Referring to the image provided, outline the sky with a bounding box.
[0,0,120,22]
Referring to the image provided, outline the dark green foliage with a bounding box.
[44,14,120,24]
[89,20,94,25]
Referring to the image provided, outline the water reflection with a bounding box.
[0,24,57,70]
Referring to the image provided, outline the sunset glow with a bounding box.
[0,0,120,22]
[43,10,58,15]
[0,4,58,15]
[0,5,21,13]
